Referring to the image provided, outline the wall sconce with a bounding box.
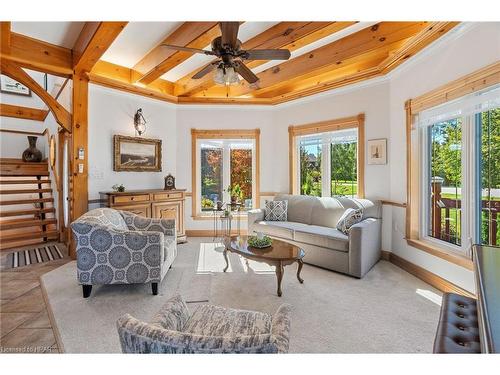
[134,108,147,136]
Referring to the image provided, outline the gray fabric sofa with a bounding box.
[248,194,381,278]
[71,208,177,298]
[117,294,291,353]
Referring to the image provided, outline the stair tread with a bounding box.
[0,188,52,194]
[0,208,55,217]
[0,197,54,205]
[0,219,57,230]
[0,179,51,184]
[0,230,59,242]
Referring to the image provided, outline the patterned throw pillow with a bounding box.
[265,200,288,221]
[336,208,363,235]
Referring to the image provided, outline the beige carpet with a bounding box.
[41,238,442,353]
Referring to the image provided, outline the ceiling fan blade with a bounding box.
[234,62,259,84]
[161,44,215,56]
[219,22,240,48]
[243,49,291,61]
[192,62,218,79]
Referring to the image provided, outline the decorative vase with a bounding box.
[22,136,43,162]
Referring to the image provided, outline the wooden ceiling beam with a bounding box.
[0,59,71,131]
[89,60,177,104]
[1,22,11,54]
[175,21,356,97]
[73,22,128,74]
[0,32,72,76]
[200,22,431,98]
[132,22,219,85]
[0,103,49,121]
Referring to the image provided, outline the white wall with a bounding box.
[87,84,177,208]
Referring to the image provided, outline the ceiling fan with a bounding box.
[161,22,291,86]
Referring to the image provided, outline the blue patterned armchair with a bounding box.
[71,208,177,298]
[117,294,292,353]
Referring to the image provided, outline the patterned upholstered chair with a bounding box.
[71,208,177,298]
[117,294,292,353]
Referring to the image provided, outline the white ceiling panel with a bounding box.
[161,22,279,82]
[11,22,85,48]
[100,22,182,68]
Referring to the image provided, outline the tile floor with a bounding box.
[0,243,69,353]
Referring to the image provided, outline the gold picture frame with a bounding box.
[113,135,162,172]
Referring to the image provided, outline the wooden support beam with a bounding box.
[0,59,72,131]
[0,32,72,76]
[132,22,219,84]
[1,22,11,54]
[88,60,177,103]
[70,74,89,231]
[175,21,356,97]
[0,103,49,121]
[73,22,128,74]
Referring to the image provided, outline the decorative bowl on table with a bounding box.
[247,235,272,248]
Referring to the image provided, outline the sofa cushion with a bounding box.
[184,304,271,338]
[274,194,315,224]
[337,197,382,219]
[336,208,363,235]
[264,200,288,221]
[253,221,312,240]
[309,197,346,228]
[294,225,349,252]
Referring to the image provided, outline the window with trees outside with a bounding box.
[419,85,500,252]
[289,114,365,198]
[192,129,260,218]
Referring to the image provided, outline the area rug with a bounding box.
[7,244,64,268]
[41,238,442,353]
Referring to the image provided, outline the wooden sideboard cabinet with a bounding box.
[100,189,187,243]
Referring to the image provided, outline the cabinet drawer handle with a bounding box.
[130,197,134,200]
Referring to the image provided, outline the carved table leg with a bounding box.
[223,249,229,272]
[297,259,304,284]
[275,261,284,297]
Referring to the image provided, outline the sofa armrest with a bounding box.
[270,303,292,354]
[348,218,381,278]
[247,208,265,235]
[150,294,190,331]
[120,211,176,239]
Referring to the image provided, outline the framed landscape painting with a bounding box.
[367,138,387,165]
[0,75,31,96]
[113,135,162,172]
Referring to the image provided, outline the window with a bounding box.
[289,114,364,198]
[414,84,500,255]
[191,129,260,218]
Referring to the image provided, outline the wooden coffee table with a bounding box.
[223,236,305,297]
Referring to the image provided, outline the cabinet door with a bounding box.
[115,203,151,218]
[152,201,184,236]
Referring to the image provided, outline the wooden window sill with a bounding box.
[406,238,473,271]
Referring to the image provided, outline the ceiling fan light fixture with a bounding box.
[214,66,240,86]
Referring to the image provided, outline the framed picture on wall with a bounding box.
[367,138,387,165]
[0,75,31,96]
[113,135,162,172]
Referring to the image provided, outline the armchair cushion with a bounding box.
[117,294,292,354]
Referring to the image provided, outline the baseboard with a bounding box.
[381,250,475,298]
[186,230,248,237]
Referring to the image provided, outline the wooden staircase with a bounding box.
[0,158,59,250]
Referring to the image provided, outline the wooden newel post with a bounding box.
[431,177,443,239]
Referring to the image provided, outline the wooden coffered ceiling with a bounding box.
[0,21,459,105]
